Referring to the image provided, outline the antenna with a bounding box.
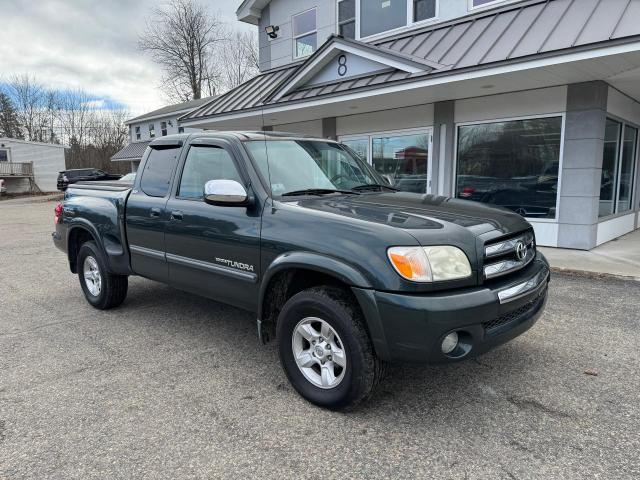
[259,73,274,199]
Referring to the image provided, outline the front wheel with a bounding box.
[277,286,385,410]
[77,241,128,310]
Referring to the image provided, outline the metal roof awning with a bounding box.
[180,0,640,130]
[110,141,150,162]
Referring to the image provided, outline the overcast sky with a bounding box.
[1,0,251,116]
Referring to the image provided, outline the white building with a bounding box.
[178,0,640,250]
[0,138,66,193]
[111,97,213,171]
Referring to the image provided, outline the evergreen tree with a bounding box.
[0,92,24,139]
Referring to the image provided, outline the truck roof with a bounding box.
[148,131,321,148]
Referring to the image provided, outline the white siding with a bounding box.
[255,0,520,71]
[454,86,568,123]
[129,115,202,143]
[273,119,323,136]
[607,87,640,125]
[336,104,435,135]
[259,0,336,70]
[597,213,636,245]
[0,139,66,193]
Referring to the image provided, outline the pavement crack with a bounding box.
[507,395,573,420]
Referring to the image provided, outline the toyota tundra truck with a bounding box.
[52,131,550,410]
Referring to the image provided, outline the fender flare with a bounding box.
[258,251,372,320]
[67,220,131,275]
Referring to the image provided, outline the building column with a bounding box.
[432,101,455,197]
[557,81,608,250]
[322,117,337,140]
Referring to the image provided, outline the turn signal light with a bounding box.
[388,246,472,283]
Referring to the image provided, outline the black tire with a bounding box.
[77,241,128,310]
[277,286,385,410]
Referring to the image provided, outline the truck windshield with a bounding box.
[244,140,382,196]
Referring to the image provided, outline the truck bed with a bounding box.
[71,180,133,191]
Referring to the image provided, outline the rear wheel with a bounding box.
[77,241,128,309]
[277,286,385,410]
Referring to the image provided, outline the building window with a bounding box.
[599,119,638,217]
[340,129,432,194]
[456,117,562,219]
[372,132,430,193]
[359,0,436,38]
[413,0,436,22]
[293,8,317,59]
[470,0,507,9]
[161,121,168,136]
[0,149,9,162]
[149,123,155,139]
[178,126,184,134]
[341,137,368,161]
[338,0,356,39]
[135,126,141,141]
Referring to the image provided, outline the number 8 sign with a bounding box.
[337,54,347,77]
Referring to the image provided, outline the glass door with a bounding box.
[340,128,433,194]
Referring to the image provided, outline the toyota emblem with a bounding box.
[515,241,527,261]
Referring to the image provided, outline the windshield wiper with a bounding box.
[351,183,399,192]
[282,188,360,197]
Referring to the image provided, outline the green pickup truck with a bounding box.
[53,131,550,409]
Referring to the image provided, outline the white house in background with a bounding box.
[110,97,214,172]
[0,138,66,193]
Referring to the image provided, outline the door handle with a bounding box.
[149,207,161,218]
[170,210,183,221]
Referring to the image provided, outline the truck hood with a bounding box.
[281,192,530,243]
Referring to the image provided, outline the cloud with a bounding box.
[1,0,251,116]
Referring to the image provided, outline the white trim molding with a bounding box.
[271,36,446,102]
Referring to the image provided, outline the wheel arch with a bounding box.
[66,220,131,275]
[67,222,102,274]
[258,252,374,342]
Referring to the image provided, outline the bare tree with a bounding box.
[56,89,93,147]
[219,30,260,91]
[5,74,50,142]
[139,0,226,101]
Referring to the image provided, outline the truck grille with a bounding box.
[482,287,546,334]
[483,230,536,280]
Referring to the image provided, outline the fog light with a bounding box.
[441,332,459,354]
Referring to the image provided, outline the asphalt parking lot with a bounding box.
[1,199,639,479]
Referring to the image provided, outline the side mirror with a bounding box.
[203,179,249,206]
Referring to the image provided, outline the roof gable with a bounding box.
[269,36,448,102]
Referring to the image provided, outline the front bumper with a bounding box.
[353,252,550,364]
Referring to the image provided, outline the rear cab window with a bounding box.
[140,147,181,197]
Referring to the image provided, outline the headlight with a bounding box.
[387,246,472,282]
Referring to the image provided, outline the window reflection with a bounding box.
[372,133,430,193]
[600,121,638,216]
[456,117,561,219]
[599,119,621,217]
[618,125,637,214]
[341,137,368,161]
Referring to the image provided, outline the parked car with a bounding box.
[0,179,5,196]
[52,132,550,410]
[56,169,122,191]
